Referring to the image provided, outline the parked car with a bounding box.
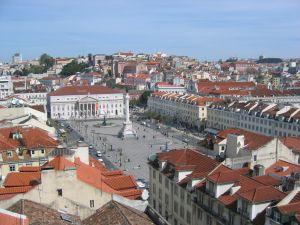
[182,138,190,143]
[88,145,93,149]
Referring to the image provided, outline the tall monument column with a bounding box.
[119,93,137,138]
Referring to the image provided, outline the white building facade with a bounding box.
[48,85,124,120]
[207,101,300,137]
[148,92,219,130]
[0,75,13,99]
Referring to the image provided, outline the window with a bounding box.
[180,189,185,200]
[253,155,257,161]
[153,199,156,209]
[152,169,156,179]
[174,185,178,196]
[90,200,94,208]
[7,151,12,157]
[273,211,280,222]
[158,203,162,214]
[174,219,178,225]
[31,150,35,155]
[57,189,62,196]
[180,206,184,219]
[165,194,169,205]
[152,183,156,194]
[206,215,212,225]
[174,201,178,213]
[41,149,45,154]
[229,213,235,224]
[186,211,191,224]
[159,174,162,183]
[197,208,202,220]
[9,165,16,171]
[165,177,169,189]
[187,194,191,205]
[159,188,162,199]
[218,204,224,217]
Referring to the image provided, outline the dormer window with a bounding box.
[31,150,35,155]
[273,211,280,222]
[7,151,13,158]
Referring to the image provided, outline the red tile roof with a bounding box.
[29,105,45,113]
[216,128,273,150]
[157,149,220,179]
[0,208,29,225]
[3,172,41,187]
[19,166,40,172]
[252,175,282,186]
[280,137,300,153]
[278,201,300,215]
[237,186,286,203]
[265,160,300,177]
[48,85,122,96]
[0,186,33,195]
[42,156,75,170]
[75,158,141,199]
[0,127,59,151]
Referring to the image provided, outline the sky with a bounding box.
[0,0,299,62]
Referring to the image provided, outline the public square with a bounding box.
[67,118,193,181]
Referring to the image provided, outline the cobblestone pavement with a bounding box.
[67,118,191,181]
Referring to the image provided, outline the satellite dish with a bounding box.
[141,189,149,201]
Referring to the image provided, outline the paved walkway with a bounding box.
[68,118,188,181]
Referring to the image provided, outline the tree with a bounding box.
[138,91,152,106]
[39,53,55,71]
[13,70,23,76]
[60,60,88,77]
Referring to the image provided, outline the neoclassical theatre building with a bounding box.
[48,85,124,120]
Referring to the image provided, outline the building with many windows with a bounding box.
[48,85,124,120]
[148,148,291,225]
[148,92,220,130]
[207,101,300,137]
[0,75,13,99]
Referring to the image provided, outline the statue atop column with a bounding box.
[118,92,137,138]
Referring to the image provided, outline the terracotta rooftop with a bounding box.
[82,200,154,225]
[265,160,300,177]
[252,175,282,186]
[0,126,59,151]
[3,171,41,188]
[8,199,81,225]
[157,149,220,179]
[216,128,273,150]
[48,85,122,96]
[237,186,286,203]
[0,208,29,225]
[29,104,45,113]
[75,158,142,199]
[280,137,300,153]
[42,155,76,170]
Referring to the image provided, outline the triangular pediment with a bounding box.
[78,96,98,102]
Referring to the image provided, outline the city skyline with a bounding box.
[0,0,300,62]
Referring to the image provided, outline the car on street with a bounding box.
[98,158,103,162]
[96,151,102,157]
[89,145,93,149]
[182,138,190,143]
[141,121,146,126]
[136,178,146,189]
